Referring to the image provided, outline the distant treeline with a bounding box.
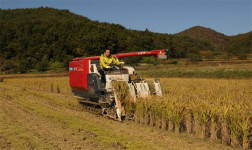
[0,7,251,73]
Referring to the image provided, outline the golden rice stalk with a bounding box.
[220,105,231,145]
[184,108,193,135]
[229,113,241,149]
[111,81,136,114]
[238,115,251,149]
[209,104,220,142]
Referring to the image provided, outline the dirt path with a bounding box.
[0,83,233,150]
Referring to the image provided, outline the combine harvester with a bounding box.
[69,49,168,121]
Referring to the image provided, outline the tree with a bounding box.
[36,55,49,72]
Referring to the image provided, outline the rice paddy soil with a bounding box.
[0,79,234,150]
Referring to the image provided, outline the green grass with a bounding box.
[138,69,252,79]
[135,57,252,79]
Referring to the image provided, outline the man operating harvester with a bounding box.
[100,49,121,70]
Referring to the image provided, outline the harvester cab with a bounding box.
[69,49,168,121]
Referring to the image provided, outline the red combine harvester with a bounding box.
[69,49,168,121]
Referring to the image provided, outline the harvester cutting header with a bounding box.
[69,49,168,121]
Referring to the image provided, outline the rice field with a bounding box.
[132,78,251,149]
[2,76,252,149]
[3,76,71,94]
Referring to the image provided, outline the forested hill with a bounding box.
[0,7,251,73]
[177,26,252,53]
[177,26,229,49]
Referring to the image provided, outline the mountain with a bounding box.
[229,32,252,40]
[225,32,252,58]
[177,26,229,49]
[176,26,252,52]
[0,8,250,73]
[0,7,214,73]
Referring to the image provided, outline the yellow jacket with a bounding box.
[100,54,120,69]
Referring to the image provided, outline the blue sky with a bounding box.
[1,0,251,36]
